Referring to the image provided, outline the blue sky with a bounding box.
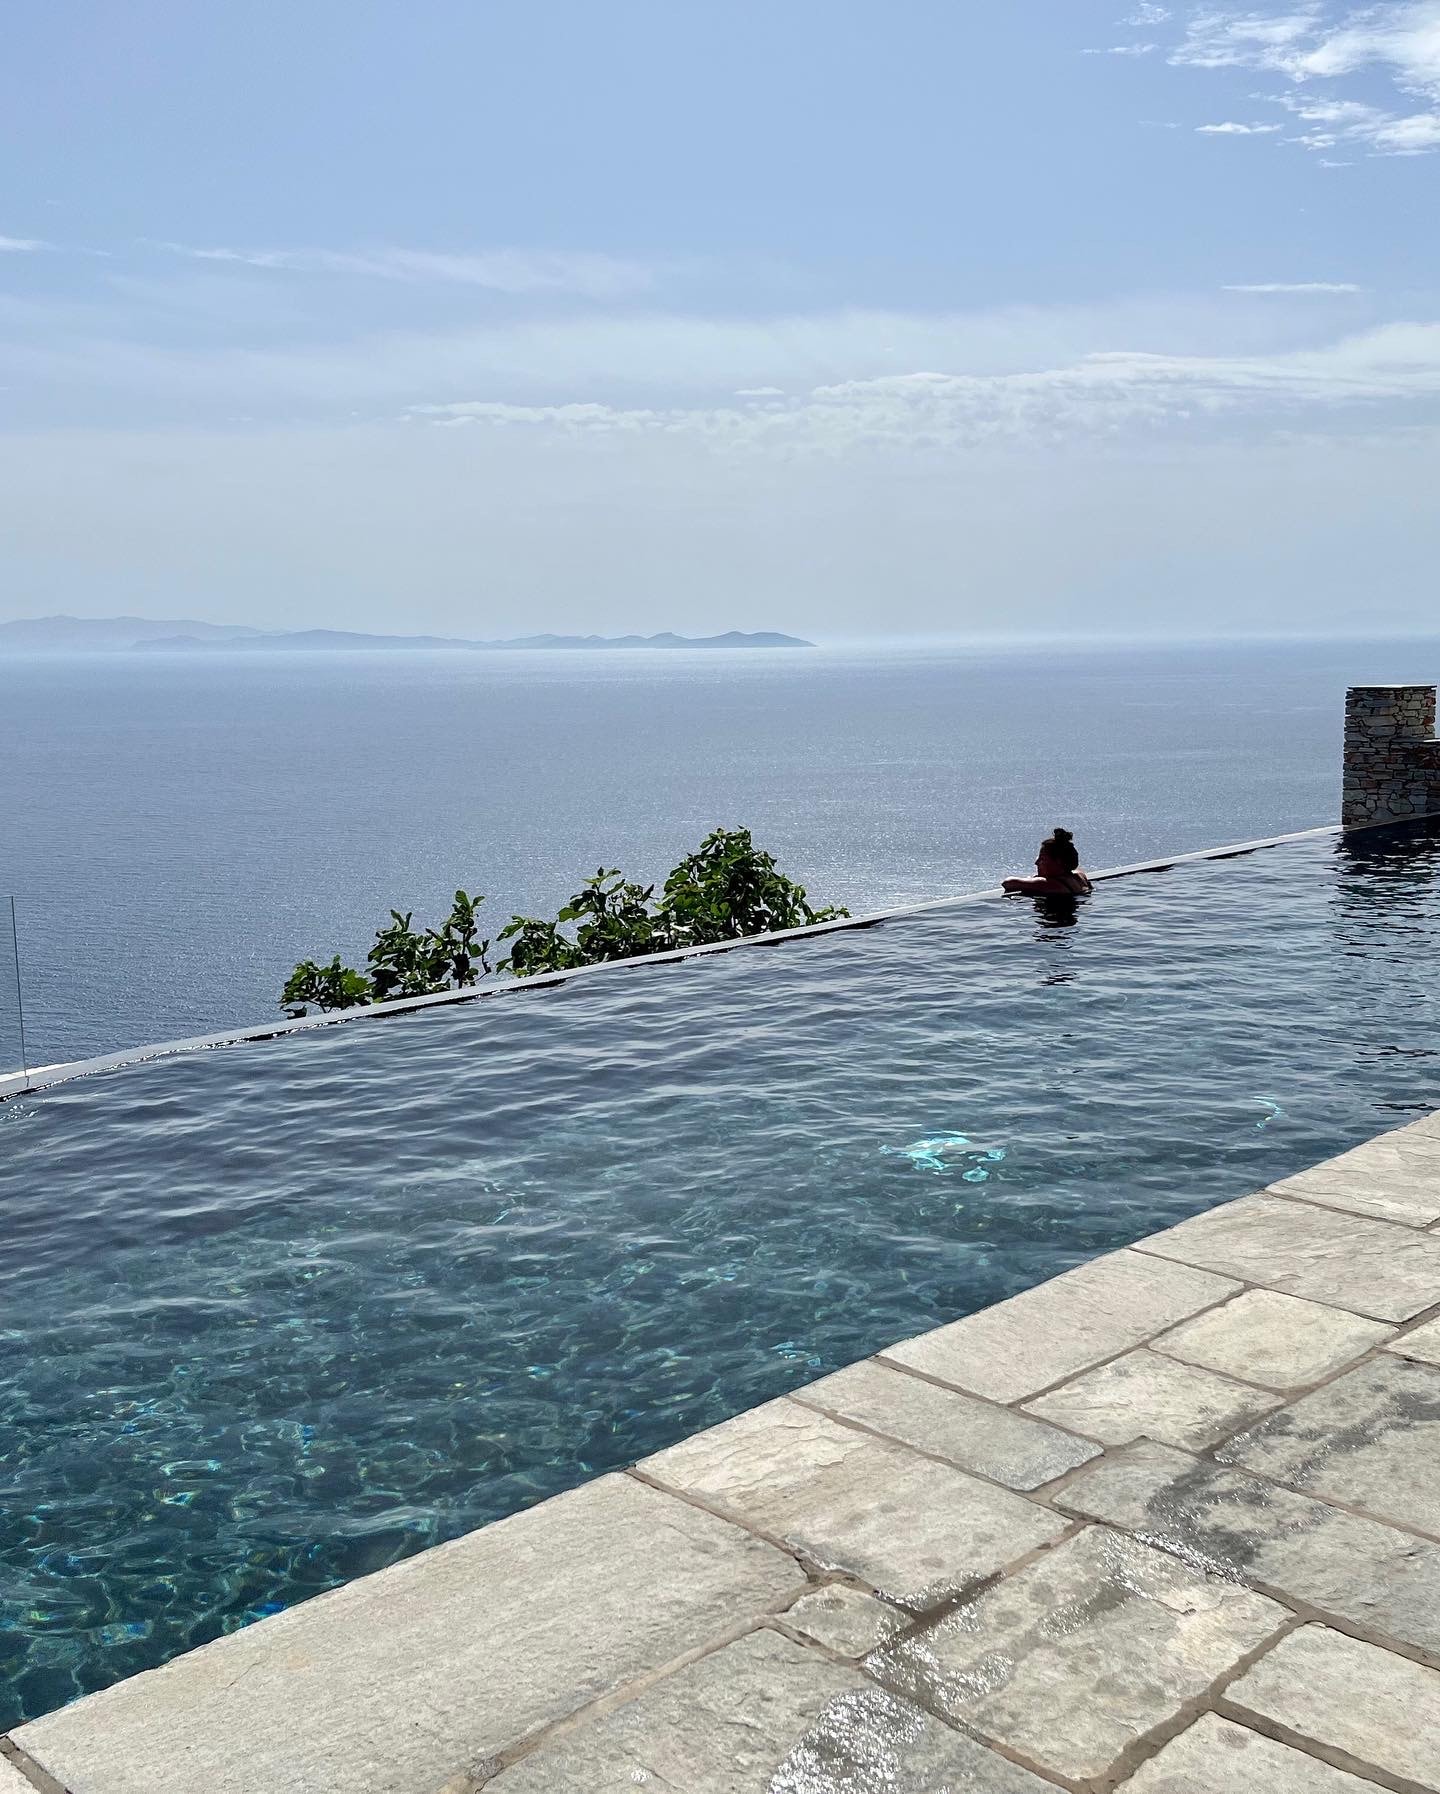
[3,1,1438,637]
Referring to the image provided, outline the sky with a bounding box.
[2,0,1438,640]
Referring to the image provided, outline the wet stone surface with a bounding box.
[880,1250,1239,1404]
[779,1585,909,1659]
[1135,1194,1440,1321]
[1023,1347,1281,1451]
[1218,1353,1440,1539]
[1152,1290,1393,1391]
[868,1525,1285,1783]
[1120,1711,1386,1791]
[638,1398,1066,1608]
[485,1629,1051,1793]
[1224,1624,1440,1791]
[1057,1440,1440,1657]
[759,1686,1056,1794]
[794,1356,1100,1490]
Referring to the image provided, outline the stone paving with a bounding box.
[7,1116,1440,1793]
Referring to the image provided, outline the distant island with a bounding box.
[0,616,814,653]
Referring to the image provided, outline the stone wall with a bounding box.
[1342,684,1440,827]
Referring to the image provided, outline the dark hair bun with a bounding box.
[1052,827,1073,841]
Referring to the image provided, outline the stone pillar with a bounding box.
[1342,685,1440,827]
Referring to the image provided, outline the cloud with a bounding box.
[1083,42,1159,54]
[1367,109,1440,148]
[1168,2,1440,156]
[4,296,1438,637]
[1172,6,1327,69]
[6,280,1434,463]
[1264,85,1440,151]
[1125,3,1173,21]
[0,235,44,252]
[408,323,1440,456]
[1196,120,1285,131]
[155,242,656,298]
[10,291,1346,424]
[1284,0,1440,91]
[1223,280,1363,290]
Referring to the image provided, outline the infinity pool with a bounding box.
[3,824,1440,1723]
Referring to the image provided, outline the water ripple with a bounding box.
[2,824,1439,1721]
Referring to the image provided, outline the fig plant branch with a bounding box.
[280,828,847,1014]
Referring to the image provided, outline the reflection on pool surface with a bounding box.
[3,824,1439,1722]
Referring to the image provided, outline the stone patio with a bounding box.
[7,1113,1440,1793]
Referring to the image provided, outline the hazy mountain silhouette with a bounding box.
[0,616,814,653]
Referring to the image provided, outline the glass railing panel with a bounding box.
[0,895,27,1084]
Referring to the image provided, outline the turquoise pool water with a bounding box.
[3,823,1440,1722]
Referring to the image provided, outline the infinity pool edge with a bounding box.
[0,821,1346,1103]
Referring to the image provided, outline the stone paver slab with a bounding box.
[780,1584,908,1657]
[1134,1194,1440,1320]
[488,1629,1051,1792]
[1270,1176,1440,1229]
[1024,1347,1281,1450]
[12,1474,803,1794]
[0,1758,41,1794]
[880,1249,1239,1404]
[1219,1353,1440,1538]
[1154,1290,1393,1390]
[1224,1624,1440,1791]
[638,1397,1066,1608]
[1057,1440,1440,1656]
[1269,1132,1440,1226]
[1387,1315,1440,1367]
[870,1526,1285,1784]
[1120,1712,1385,1791]
[795,1355,1100,1489]
[1328,1118,1440,1165]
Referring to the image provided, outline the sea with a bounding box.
[3,634,1438,1067]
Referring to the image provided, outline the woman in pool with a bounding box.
[1003,827,1093,897]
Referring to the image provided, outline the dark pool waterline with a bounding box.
[3,822,1440,1724]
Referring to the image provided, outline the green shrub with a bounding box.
[658,827,846,947]
[367,890,491,1003]
[280,956,373,1015]
[280,831,845,1012]
[497,867,660,976]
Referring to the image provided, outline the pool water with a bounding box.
[3,825,1440,1723]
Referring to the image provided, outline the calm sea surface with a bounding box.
[3,636,1439,1063]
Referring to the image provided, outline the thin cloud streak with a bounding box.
[154,242,658,298]
[1223,280,1363,291]
[8,292,1359,415]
